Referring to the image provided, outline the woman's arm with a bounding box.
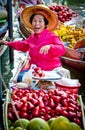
[0,40,8,45]
[0,39,30,52]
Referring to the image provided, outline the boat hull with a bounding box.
[18,17,32,38]
[61,56,85,72]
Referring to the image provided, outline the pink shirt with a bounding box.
[8,29,66,71]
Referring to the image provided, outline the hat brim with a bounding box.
[20,5,58,31]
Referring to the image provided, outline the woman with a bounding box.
[0,5,70,83]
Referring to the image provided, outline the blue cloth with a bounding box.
[0,22,8,36]
[17,70,28,82]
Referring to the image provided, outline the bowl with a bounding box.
[54,78,81,94]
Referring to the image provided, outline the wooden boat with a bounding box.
[61,48,85,72]
[61,55,85,72]
[61,39,85,72]
[18,17,32,38]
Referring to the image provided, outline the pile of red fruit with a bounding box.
[49,4,79,22]
[8,88,83,128]
[32,67,45,77]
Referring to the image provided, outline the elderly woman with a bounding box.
[0,5,70,83]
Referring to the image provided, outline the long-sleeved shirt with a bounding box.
[8,29,66,71]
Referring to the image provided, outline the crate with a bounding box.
[3,88,85,130]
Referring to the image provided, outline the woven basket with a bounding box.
[3,89,10,130]
[4,91,85,130]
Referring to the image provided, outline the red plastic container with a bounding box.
[55,82,81,94]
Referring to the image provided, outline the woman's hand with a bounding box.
[0,40,8,46]
[39,45,50,54]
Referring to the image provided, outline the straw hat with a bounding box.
[20,4,58,31]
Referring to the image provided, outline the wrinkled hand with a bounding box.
[0,40,7,46]
[39,45,50,54]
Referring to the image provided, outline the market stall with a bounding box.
[2,3,85,130]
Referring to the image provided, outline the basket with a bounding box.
[3,89,10,130]
[3,86,85,130]
[55,79,81,94]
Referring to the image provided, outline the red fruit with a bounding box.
[21,103,28,112]
[68,98,77,105]
[40,115,45,120]
[20,96,28,103]
[30,97,38,106]
[20,112,29,119]
[38,98,45,108]
[51,110,55,117]
[8,112,14,120]
[49,98,55,108]
[45,113,51,121]
[69,111,76,118]
[69,103,76,110]
[73,118,81,125]
[11,95,20,100]
[39,108,46,116]
[28,114,33,120]
[27,101,34,110]
[62,99,68,107]
[76,111,82,118]
[44,100,49,106]
[55,105,62,115]
[48,89,55,97]
[45,106,52,114]
[68,107,75,112]
[61,110,69,118]
[16,92,23,98]
[32,106,40,117]
[32,93,38,99]
[43,94,49,101]
[52,95,61,103]
[15,101,23,110]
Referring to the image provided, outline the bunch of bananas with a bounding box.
[53,25,85,48]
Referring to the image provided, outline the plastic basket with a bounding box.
[55,82,81,94]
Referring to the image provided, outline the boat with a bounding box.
[61,47,85,72]
[18,17,32,38]
[61,39,85,72]
[61,56,85,72]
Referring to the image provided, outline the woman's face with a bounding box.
[32,14,46,34]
